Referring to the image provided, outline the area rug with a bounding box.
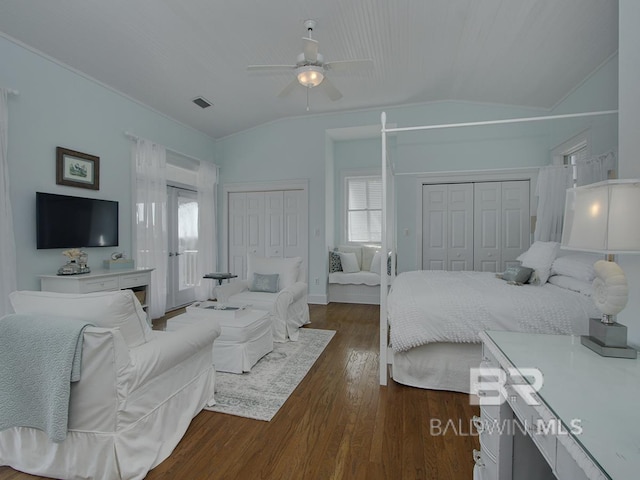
[206,328,335,421]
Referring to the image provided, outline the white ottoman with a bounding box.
[167,309,273,374]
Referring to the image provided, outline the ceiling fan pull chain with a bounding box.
[306,87,310,111]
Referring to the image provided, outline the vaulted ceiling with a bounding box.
[0,0,618,139]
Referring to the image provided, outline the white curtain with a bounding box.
[133,139,168,319]
[577,150,616,186]
[534,150,617,242]
[0,89,17,316]
[534,165,573,242]
[194,161,218,301]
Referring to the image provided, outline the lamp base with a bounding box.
[581,318,637,359]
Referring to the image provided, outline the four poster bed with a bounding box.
[378,110,617,392]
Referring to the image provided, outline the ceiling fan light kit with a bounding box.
[296,65,324,88]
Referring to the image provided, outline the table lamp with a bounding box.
[561,179,640,359]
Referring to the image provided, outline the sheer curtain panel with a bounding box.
[133,139,168,319]
[194,161,218,301]
[0,88,17,315]
[534,165,573,242]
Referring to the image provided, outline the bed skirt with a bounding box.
[390,342,482,394]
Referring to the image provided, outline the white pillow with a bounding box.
[337,245,363,270]
[247,254,303,290]
[338,252,360,273]
[516,241,560,285]
[9,290,152,348]
[361,246,379,271]
[547,275,593,296]
[551,253,598,282]
[370,250,382,275]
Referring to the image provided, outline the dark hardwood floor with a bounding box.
[0,303,479,480]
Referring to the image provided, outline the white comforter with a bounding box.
[387,270,599,353]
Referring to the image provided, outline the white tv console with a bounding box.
[40,268,153,315]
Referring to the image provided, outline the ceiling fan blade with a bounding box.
[320,77,342,101]
[324,59,374,72]
[303,37,319,63]
[277,78,299,98]
[247,65,296,72]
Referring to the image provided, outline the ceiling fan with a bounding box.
[247,20,373,106]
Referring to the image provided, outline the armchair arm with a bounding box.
[273,281,307,316]
[128,319,221,392]
[214,280,249,303]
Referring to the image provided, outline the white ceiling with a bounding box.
[0,0,618,139]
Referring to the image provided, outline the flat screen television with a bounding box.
[36,192,119,249]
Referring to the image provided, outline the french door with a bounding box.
[166,186,198,309]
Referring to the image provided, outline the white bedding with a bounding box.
[387,270,599,353]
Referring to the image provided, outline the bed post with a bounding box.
[380,112,388,386]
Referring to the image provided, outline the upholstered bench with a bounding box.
[167,307,273,374]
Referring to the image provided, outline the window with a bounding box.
[563,144,587,187]
[345,175,382,243]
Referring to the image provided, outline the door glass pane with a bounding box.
[178,194,198,290]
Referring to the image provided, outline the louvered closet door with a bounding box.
[422,183,473,270]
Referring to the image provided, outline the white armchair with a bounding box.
[0,290,221,480]
[214,255,310,342]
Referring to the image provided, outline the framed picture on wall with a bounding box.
[56,147,100,190]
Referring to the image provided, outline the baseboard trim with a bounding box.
[308,294,328,305]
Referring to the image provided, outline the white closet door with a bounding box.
[501,180,530,270]
[422,184,473,270]
[283,190,307,261]
[265,191,284,257]
[447,183,474,271]
[246,192,265,256]
[422,184,448,270]
[474,182,502,272]
[228,192,248,278]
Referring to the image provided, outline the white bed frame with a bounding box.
[378,109,618,386]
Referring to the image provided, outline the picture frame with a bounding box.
[56,147,100,190]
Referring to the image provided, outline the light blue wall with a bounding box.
[218,56,618,301]
[1,32,619,304]
[0,36,217,291]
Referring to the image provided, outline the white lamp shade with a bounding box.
[562,179,640,254]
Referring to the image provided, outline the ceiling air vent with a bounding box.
[192,97,212,109]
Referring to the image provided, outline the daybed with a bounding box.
[328,245,383,304]
[386,243,601,393]
[0,290,221,480]
[214,254,309,342]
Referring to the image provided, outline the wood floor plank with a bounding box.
[0,302,479,480]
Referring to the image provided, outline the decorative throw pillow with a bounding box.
[339,252,360,273]
[337,245,363,270]
[329,251,343,273]
[247,254,302,290]
[499,265,534,283]
[516,241,560,285]
[249,273,280,293]
[370,250,382,275]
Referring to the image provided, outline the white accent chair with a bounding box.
[214,255,310,342]
[0,290,221,480]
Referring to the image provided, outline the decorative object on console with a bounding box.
[58,248,90,275]
[562,179,640,358]
[56,147,100,190]
[103,252,134,270]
